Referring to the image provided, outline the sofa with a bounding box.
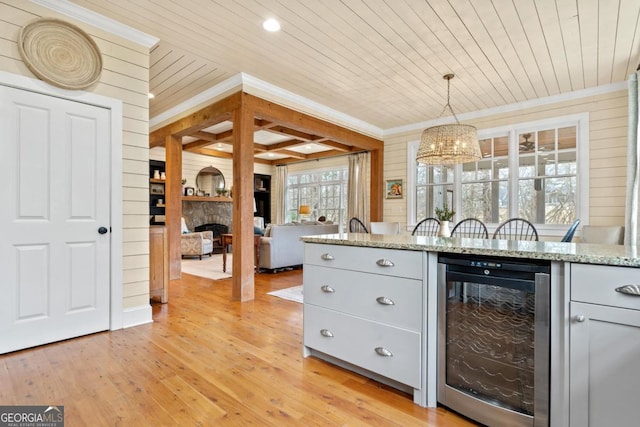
[259,222,339,270]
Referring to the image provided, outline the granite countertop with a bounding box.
[300,232,640,267]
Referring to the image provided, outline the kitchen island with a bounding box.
[301,233,640,427]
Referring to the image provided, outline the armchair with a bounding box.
[181,218,214,259]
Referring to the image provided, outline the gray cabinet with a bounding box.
[569,264,640,427]
[302,243,428,406]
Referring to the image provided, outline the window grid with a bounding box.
[286,169,348,228]
[413,121,580,228]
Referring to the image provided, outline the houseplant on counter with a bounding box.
[435,204,455,237]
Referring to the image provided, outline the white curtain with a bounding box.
[347,152,369,226]
[625,70,640,245]
[274,165,288,224]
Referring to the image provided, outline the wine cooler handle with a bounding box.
[615,285,640,296]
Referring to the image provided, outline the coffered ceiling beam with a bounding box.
[273,149,307,159]
[189,147,233,159]
[182,139,218,150]
[254,118,276,130]
[244,93,382,151]
[149,92,241,142]
[253,143,268,152]
[264,139,308,151]
[318,140,353,152]
[272,149,356,165]
[150,135,164,148]
[264,126,323,142]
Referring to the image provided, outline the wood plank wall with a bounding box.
[383,90,629,232]
[0,0,151,311]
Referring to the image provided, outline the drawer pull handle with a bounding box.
[615,285,640,296]
[321,253,335,261]
[376,296,395,306]
[321,285,335,293]
[574,315,585,323]
[320,329,334,338]
[376,259,395,267]
[374,347,393,357]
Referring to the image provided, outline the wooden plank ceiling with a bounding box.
[72,0,640,134]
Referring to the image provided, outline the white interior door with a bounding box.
[0,85,111,354]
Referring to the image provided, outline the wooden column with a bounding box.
[165,134,183,280]
[369,148,384,222]
[231,96,255,301]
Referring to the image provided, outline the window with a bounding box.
[515,127,577,225]
[286,168,348,228]
[408,114,588,235]
[416,164,454,220]
[461,135,509,224]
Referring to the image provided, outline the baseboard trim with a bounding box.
[121,305,153,329]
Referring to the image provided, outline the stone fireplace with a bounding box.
[182,200,232,233]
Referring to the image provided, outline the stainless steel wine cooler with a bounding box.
[438,254,551,427]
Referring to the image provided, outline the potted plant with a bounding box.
[435,204,455,237]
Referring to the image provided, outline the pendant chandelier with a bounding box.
[416,74,481,165]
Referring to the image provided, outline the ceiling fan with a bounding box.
[519,133,535,152]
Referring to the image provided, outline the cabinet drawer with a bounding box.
[303,265,422,331]
[571,263,640,310]
[304,304,421,388]
[304,243,422,279]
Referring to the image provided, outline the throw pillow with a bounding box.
[254,226,264,236]
[180,217,190,234]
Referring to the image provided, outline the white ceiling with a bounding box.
[69,0,640,133]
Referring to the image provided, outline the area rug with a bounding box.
[267,285,303,303]
[181,253,232,280]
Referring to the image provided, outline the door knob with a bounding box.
[98,227,108,234]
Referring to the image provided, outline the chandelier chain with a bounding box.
[437,75,460,124]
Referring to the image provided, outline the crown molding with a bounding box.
[149,73,384,139]
[149,74,243,129]
[384,81,628,137]
[150,75,628,142]
[30,0,159,48]
[240,73,383,139]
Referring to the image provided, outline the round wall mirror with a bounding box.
[195,167,225,196]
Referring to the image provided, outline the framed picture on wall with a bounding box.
[150,183,164,195]
[385,179,403,199]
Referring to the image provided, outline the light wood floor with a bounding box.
[0,269,477,426]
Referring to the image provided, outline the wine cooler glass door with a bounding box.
[437,255,550,427]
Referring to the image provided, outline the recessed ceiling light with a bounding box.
[268,153,275,157]
[148,93,155,99]
[263,18,280,32]
[217,143,223,148]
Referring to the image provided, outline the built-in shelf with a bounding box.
[182,196,232,202]
[149,160,165,225]
[254,173,271,224]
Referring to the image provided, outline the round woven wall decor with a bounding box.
[18,18,103,90]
